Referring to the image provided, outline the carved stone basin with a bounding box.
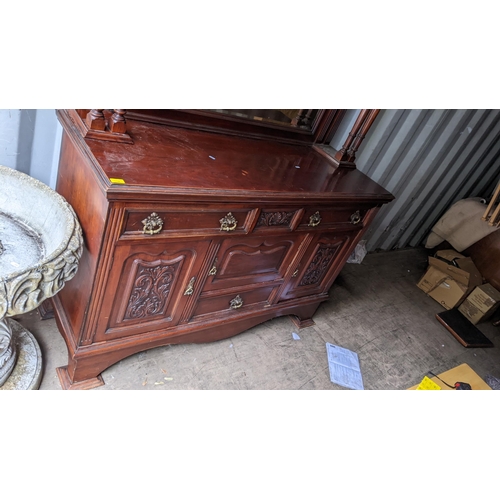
[0,165,83,387]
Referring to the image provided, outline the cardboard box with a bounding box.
[458,283,500,324]
[417,250,483,310]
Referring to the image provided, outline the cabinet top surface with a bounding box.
[65,112,393,203]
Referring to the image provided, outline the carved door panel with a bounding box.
[279,232,355,301]
[203,233,309,292]
[95,240,210,341]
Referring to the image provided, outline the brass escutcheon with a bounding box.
[220,212,238,231]
[350,210,362,225]
[229,295,243,309]
[308,211,321,227]
[208,259,218,276]
[184,277,196,296]
[142,212,163,234]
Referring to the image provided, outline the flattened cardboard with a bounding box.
[417,265,449,294]
[428,279,468,310]
[427,256,470,286]
[453,258,483,288]
[458,283,500,324]
[434,249,467,263]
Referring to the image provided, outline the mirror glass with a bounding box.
[208,109,319,129]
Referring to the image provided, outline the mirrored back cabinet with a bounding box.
[52,109,394,389]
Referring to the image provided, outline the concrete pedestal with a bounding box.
[0,319,42,390]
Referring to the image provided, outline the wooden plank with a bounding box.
[482,180,500,223]
[436,308,494,347]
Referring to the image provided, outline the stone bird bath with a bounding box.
[0,165,83,388]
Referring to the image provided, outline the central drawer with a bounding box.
[191,284,278,320]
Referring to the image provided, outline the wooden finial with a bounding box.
[85,109,106,131]
[108,109,127,134]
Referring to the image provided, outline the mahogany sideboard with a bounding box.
[52,109,394,389]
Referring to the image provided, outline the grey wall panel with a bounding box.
[0,109,61,188]
[349,109,500,251]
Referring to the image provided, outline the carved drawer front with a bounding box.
[298,206,369,231]
[121,205,258,238]
[191,284,277,321]
[253,208,303,232]
[94,239,210,342]
[203,233,308,292]
[280,232,355,301]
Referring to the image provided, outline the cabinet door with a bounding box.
[279,232,355,301]
[203,233,309,292]
[95,239,210,341]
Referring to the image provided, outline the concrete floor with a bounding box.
[14,247,500,390]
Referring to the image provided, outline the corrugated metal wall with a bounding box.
[0,109,62,188]
[344,109,500,251]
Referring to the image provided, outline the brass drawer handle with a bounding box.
[220,212,238,232]
[142,212,163,234]
[208,259,218,276]
[184,277,196,296]
[308,211,321,227]
[350,210,362,225]
[229,295,243,309]
[292,268,299,278]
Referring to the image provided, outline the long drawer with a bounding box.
[121,205,258,238]
[191,284,278,321]
[297,206,369,231]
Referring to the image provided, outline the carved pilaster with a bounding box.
[299,244,338,286]
[292,109,316,127]
[331,109,381,168]
[347,109,380,163]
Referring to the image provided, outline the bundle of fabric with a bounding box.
[425,198,499,252]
